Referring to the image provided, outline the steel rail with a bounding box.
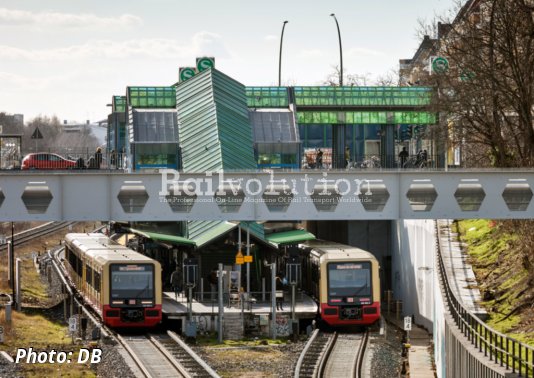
[0,221,77,252]
[167,331,221,378]
[317,332,338,377]
[294,328,320,377]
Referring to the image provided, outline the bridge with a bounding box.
[0,169,532,221]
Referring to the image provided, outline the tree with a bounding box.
[22,115,100,155]
[322,65,372,86]
[429,0,534,167]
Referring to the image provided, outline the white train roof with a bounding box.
[65,233,156,265]
[300,239,377,261]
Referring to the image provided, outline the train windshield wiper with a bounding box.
[135,282,150,299]
[352,285,368,296]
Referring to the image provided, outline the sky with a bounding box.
[0,0,458,123]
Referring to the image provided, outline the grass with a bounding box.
[456,219,534,348]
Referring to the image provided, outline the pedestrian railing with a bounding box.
[436,221,534,377]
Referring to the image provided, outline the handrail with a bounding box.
[436,220,534,377]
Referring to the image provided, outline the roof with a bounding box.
[64,233,155,263]
[300,239,377,261]
[265,229,316,246]
[240,222,315,248]
[128,228,195,246]
[176,68,256,171]
[127,221,237,248]
[249,110,300,154]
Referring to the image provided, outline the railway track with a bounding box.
[295,329,369,378]
[48,231,219,378]
[117,332,220,378]
[0,221,78,252]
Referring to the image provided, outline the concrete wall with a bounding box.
[391,219,435,331]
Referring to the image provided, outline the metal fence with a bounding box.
[303,154,444,169]
[437,221,534,377]
[15,148,127,171]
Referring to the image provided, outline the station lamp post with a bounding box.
[330,13,346,168]
[330,13,343,86]
[278,21,289,87]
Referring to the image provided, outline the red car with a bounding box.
[21,153,77,170]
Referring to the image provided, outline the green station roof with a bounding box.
[264,229,316,246]
[128,221,237,248]
[240,222,316,248]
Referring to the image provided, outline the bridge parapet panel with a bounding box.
[502,179,533,211]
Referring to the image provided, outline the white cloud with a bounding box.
[0,7,142,28]
[0,71,50,90]
[264,35,278,42]
[0,32,230,61]
[345,47,386,57]
[298,49,327,58]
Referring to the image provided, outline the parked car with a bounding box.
[21,153,77,170]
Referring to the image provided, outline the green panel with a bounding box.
[246,87,289,108]
[127,87,176,109]
[240,222,266,240]
[394,112,437,124]
[112,96,126,113]
[265,230,316,246]
[297,111,436,124]
[176,68,256,172]
[293,86,433,107]
[186,221,236,248]
[128,228,195,246]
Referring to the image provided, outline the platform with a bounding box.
[438,220,488,320]
[162,291,318,319]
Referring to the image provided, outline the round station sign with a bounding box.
[432,57,449,74]
[196,57,215,72]
[179,67,196,82]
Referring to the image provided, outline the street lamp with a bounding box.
[278,21,289,87]
[330,13,343,86]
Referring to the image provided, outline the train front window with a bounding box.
[110,264,154,300]
[328,262,371,297]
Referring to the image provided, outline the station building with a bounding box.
[106,61,439,335]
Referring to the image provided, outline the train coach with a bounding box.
[300,240,380,327]
[63,233,162,327]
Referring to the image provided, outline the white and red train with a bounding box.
[63,233,162,327]
[300,240,381,327]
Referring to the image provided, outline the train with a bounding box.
[299,240,381,327]
[63,233,162,327]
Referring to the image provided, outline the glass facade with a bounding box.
[134,143,178,169]
[246,87,289,108]
[128,87,176,108]
[294,86,433,107]
[297,111,436,125]
[257,153,298,168]
[112,96,126,113]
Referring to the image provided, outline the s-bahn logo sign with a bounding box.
[179,67,196,82]
[196,57,215,72]
[431,56,449,74]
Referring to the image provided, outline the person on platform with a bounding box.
[209,267,218,301]
[399,147,409,168]
[170,266,183,301]
[275,274,286,311]
[315,148,323,169]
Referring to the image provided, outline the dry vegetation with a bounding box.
[0,222,100,377]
